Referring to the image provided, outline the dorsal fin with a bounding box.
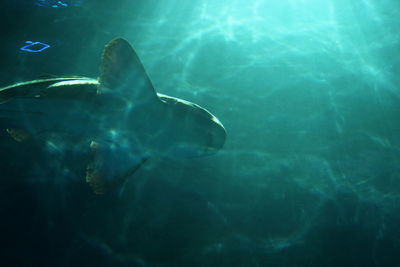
[99,38,158,102]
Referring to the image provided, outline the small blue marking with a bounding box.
[20,41,51,53]
[34,0,75,8]
[58,1,68,7]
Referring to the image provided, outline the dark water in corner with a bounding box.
[1,0,400,266]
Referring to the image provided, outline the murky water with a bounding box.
[1,0,400,266]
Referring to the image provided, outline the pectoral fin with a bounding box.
[85,141,147,194]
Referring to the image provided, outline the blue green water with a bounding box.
[1,0,400,266]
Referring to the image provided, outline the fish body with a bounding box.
[0,38,226,193]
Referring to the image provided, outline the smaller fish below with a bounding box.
[6,128,30,142]
[0,38,227,194]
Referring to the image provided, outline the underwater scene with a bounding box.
[1,0,400,266]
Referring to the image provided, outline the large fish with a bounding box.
[0,38,226,193]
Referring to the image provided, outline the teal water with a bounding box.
[1,0,400,266]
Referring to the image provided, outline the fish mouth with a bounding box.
[208,121,227,152]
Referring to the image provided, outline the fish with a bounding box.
[0,38,226,194]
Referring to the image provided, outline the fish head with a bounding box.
[158,95,226,158]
